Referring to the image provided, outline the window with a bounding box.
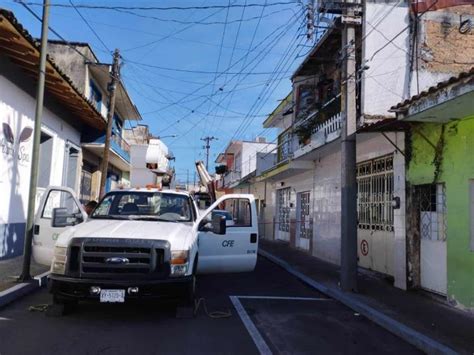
[357,155,394,232]
[296,85,317,122]
[89,80,102,111]
[42,190,80,219]
[415,183,446,242]
[278,130,293,162]
[277,188,291,232]
[210,198,252,227]
[92,192,193,222]
[112,113,123,136]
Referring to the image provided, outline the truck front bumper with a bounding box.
[48,274,193,301]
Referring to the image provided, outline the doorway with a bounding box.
[276,188,291,242]
[296,191,312,251]
[416,183,447,295]
[63,142,80,191]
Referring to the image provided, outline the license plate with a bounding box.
[100,289,125,303]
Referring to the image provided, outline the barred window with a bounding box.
[357,155,394,232]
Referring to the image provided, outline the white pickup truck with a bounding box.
[32,187,258,310]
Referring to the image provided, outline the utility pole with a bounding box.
[306,0,315,41]
[99,49,120,198]
[201,136,217,171]
[19,0,50,282]
[186,169,189,190]
[340,2,361,292]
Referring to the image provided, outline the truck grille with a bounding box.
[67,238,171,279]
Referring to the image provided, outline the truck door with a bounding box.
[32,186,87,266]
[197,194,258,274]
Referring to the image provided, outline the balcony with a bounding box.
[255,141,313,182]
[82,133,131,172]
[293,112,342,160]
[219,170,242,189]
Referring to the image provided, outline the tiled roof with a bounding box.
[391,67,474,111]
[0,8,106,130]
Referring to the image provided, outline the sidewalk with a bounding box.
[260,239,474,354]
[0,256,48,291]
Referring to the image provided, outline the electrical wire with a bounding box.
[18,2,298,11]
[123,60,294,76]
[205,0,249,137]
[165,11,303,143]
[207,0,267,139]
[140,10,303,137]
[68,0,111,54]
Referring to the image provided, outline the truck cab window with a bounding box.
[91,191,193,222]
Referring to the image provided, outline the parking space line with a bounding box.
[234,295,332,301]
[229,296,272,355]
[230,295,334,354]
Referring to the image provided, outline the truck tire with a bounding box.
[184,257,198,306]
[48,295,77,316]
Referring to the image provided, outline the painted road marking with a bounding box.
[230,295,334,355]
[230,296,272,355]
[235,295,332,301]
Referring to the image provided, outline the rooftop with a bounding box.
[391,67,474,111]
[0,8,106,129]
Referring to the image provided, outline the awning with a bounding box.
[391,68,474,123]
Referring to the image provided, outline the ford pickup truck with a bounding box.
[32,186,258,310]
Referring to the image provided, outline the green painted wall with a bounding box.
[407,117,474,309]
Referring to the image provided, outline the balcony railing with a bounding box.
[293,112,342,160]
[83,133,131,163]
[312,112,342,139]
[111,133,130,155]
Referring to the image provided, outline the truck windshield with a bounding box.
[91,191,193,222]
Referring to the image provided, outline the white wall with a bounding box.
[311,150,342,264]
[240,142,277,178]
[130,144,157,186]
[362,2,411,119]
[0,74,81,259]
[356,132,407,289]
[267,133,407,288]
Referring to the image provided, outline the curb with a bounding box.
[0,271,49,309]
[259,249,457,355]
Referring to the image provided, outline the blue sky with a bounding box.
[0,0,309,183]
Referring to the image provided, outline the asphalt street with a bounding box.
[0,257,420,355]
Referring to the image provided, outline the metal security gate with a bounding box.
[296,191,312,251]
[357,155,395,276]
[416,183,447,295]
[276,188,291,242]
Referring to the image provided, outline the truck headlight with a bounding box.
[170,250,189,276]
[51,246,67,275]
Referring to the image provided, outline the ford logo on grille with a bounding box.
[105,257,129,264]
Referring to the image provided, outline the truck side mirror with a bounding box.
[211,215,226,235]
[52,208,80,228]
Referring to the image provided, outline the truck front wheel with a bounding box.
[47,294,77,316]
[184,257,198,306]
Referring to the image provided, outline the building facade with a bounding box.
[216,138,276,237]
[47,40,142,202]
[392,68,474,310]
[0,9,105,260]
[229,1,473,304]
